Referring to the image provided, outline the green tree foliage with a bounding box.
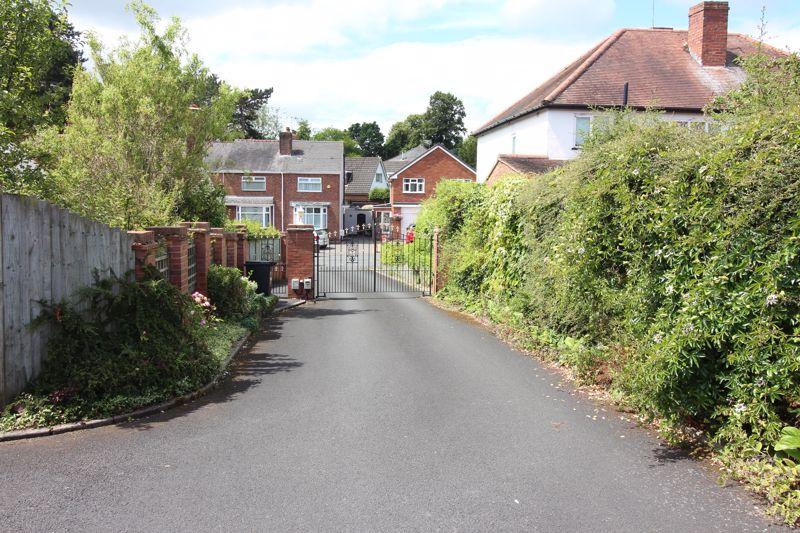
[383,92,467,158]
[422,54,800,522]
[368,186,389,202]
[458,135,477,168]
[296,119,311,140]
[1,0,84,192]
[312,127,361,156]
[199,76,272,139]
[347,121,384,157]
[424,91,466,150]
[33,2,241,229]
[253,104,282,140]
[383,114,426,159]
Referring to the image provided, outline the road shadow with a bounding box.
[120,315,301,431]
[283,305,370,319]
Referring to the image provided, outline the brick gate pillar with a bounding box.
[210,228,226,266]
[181,222,211,295]
[224,231,239,270]
[129,230,157,280]
[285,224,315,300]
[146,226,189,293]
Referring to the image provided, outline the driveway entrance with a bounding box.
[313,221,432,297]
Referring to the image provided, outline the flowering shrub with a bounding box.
[424,54,800,522]
[207,265,273,324]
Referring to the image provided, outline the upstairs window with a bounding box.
[298,177,322,192]
[575,116,592,147]
[241,175,266,191]
[403,178,425,193]
[511,134,517,155]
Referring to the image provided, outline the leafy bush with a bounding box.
[207,265,274,325]
[425,53,800,523]
[225,218,280,239]
[0,270,222,430]
[368,186,389,202]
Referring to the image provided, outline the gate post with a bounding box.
[432,227,444,294]
[285,224,315,300]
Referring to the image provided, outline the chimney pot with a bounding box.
[688,1,729,67]
[279,128,293,155]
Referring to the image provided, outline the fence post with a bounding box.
[129,230,158,281]
[224,231,238,270]
[146,226,189,293]
[181,222,211,295]
[210,228,226,267]
[432,227,444,293]
[285,224,315,300]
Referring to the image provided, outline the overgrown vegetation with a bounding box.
[368,186,389,203]
[208,265,274,328]
[224,218,280,239]
[420,53,800,524]
[0,268,276,432]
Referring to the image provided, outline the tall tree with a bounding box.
[383,114,426,159]
[233,87,273,138]
[311,127,361,156]
[296,119,311,140]
[253,104,281,139]
[458,135,477,168]
[1,0,84,192]
[424,91,466,150]
[34,2,241,228]
[347,121,384,157]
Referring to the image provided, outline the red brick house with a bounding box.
[486,155,564,186]
[384,144,476,235]
[206,129,344,234]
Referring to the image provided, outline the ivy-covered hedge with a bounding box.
[422,54,800,523]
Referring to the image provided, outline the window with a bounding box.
[236,205,273,227]
[241,175,266,191]
[575,116,592,147]
[403,178,425,193]
[298,177,322,192]
[296,205,328,229]
[511,134,517,155]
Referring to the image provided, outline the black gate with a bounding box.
[314,217,432,297]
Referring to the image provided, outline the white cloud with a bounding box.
[500,0,616,32]
[209,36,591,133]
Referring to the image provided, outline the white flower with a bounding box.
[632,168,640,175]
[733,403,746,414]
[652,333,664,343]
[682,323,694,334]
[577,247,585,255]
[665,284,674,295]
[766,294,779,306]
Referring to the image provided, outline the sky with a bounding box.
[68,0,800,134]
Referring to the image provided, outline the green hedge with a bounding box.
[424,53,800,523]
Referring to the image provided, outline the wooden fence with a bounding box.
[0,194,134,406]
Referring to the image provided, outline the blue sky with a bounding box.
[68,0,800,133]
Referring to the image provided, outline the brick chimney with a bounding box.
[279,127,293,155]
[688,1,729,67]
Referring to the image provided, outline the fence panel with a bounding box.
[0,194,135,406]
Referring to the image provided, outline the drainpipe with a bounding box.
[622,82,629,107]
[280,172,285,231]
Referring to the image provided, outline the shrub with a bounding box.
[0,270,220,429]
[225,218,280,239]
[207,265,273,324]
[368,186,389,202]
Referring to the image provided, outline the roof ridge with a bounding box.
[499,153,551,159]
[543,28,627,104]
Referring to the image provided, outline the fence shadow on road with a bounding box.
[119,314,301,431]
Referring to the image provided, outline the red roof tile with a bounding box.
[496,155,564,175]
[474,29,786,136]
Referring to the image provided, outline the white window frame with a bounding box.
[236,204,273,227]
[297,177,322,192]
[575,115,592,148]
[294,205,328,230]
[241,175,266,191]
[402,177,425,194]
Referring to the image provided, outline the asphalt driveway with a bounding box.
[0,296,786,532]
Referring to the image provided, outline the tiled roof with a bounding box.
[474,29,786,136]
[345,156,382,195]
[496,155,564,175]
[205,139,343,174]
[384,144,430,175]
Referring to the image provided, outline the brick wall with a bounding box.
[213,172,341,233]
[210,228,227,267]
[485,160,516,186]
[285,225,315,300]
[390,147,475,206]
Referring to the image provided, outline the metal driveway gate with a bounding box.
[314,220,432,297]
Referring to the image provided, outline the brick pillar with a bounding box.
[147,226,189,293]
[224,231,238,269]
[210,228,226,266]
[183,223,211,295]
[285,224,314,300]
[236,231,248,272]
[129,230,158,280]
